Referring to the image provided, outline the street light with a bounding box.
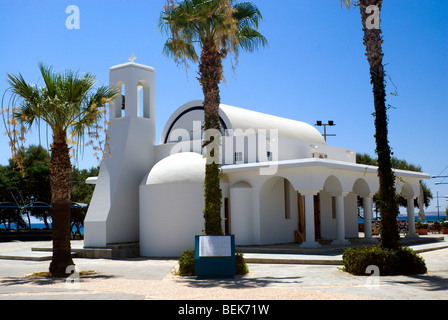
[315,121,336,142]
[434,192,448,220]
[432,175,448,185]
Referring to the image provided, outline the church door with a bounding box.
[314,194,321,240]
[224,197,230,235]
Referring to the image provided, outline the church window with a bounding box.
[120,84,126,118]
[234,152,243,164]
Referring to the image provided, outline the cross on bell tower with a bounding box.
[128,53,137,63]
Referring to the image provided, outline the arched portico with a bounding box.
[398,181,419,238]
[323,176,350,245]
[222,157,429,248]
[255,171,373,248]
[352,178,375,241]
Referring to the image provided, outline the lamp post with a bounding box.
[433,192,448,221]
[315,121,336,142]
[432,175,448,219]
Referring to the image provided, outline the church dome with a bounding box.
[144,152,205,185]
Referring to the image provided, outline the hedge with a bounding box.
[342,245,427,276]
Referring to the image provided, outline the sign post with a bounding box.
[194,235,235,279]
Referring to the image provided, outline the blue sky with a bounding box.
[0,0,447,213]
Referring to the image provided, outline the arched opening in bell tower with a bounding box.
[137,80,150,119]
[121,83,126,118]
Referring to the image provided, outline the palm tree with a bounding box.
[159,0,267,235]
[4,63,117,276]
[342,0,400,249]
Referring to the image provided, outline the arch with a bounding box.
[137,80,150,118]
[323,175,343,196]
[352,178,371,198]
[260,175,290,193]
[258,176,299,244]
[231,181,252,188]
[230,180,253,245]
[113,81,126,119]
[398,182,415,199]
[162,105,229,144]
[221,173,230,183]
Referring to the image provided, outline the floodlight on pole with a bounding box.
[315,121,336,142]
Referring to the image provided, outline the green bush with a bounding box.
[178,250,196,276]
[235,253,249,275]
[176,250,249,276]
[342,245,427,276]
[396,246,428,275]
[415,221,428,229]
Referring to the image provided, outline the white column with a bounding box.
[333,192,350,245]
[299,190,321,248]
[363,196,373,240]
[406,197,418,238]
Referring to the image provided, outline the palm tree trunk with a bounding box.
[199,40,224,236]
[359,0,399,250]
[49,134,74,277]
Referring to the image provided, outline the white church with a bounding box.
[83,59,429,258]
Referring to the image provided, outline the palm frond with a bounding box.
[38,62,59,98]
[236,26,268,53]
[2,63,118,164]
[159,0,267,67]
[341,0,359,9]
[163,38,199,62]
[233,1,262,29]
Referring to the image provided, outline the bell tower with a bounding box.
[84,56,156,248]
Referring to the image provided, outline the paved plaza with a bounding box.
[0,237,447,300]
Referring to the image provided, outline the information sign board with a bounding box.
[199,236,232,257]
[194,235,235,278]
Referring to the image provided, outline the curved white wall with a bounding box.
[139,182,204,257]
